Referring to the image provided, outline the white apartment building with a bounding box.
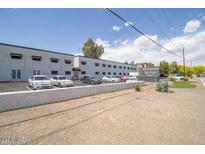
[0,43,74,82]
[73,56,138,79]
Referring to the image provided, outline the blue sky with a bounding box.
[0,8,205,65]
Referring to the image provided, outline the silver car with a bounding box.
[50,75,74,87]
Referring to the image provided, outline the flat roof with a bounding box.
[75,55,137,67]
[0,43,74,57]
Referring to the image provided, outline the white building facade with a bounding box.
[73,56,138,79]
[0,43,74,82]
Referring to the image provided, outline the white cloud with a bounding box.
[112,25,122,32]
[183,20,201,34]
[124,21,133,27]
[95,38,110,47]
[121,39,129,45]
[201,16,205,21]
[100,30,205,66]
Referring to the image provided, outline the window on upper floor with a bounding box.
[119,66,122,69]
[50,58,59,63]
[108,65,112,68]
[81,61,87,65]
[64,59,72,64]
[102,64,106,67]
[81,71,86,75]
[95,72,99,75]
[102,72,106,75]
[95,63,100,66]
[10,53,22,59]
[32,55,41,61]
[113,65,117,68]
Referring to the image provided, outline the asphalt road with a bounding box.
[0,80,205,144]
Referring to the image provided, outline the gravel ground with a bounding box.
[0,79,205,144]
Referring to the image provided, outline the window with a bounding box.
[123,66,126,69]
[65,71,71,75]
[131,68,133,70]
[50,58,59,63]
[108,65,111,68]
[95,63,100,66]
[12,70,16,79]
[119,66,122,69]
[81,61,86,65]
[10,53,22,59]
[81,71,86,75]
[127,73,129,75]
[102,72,106,75]
[113,72,116,75]
[119,73,122,75]
[11,70,21,79]
[108,72,111,75]
[17,70,21,79]
[113,65,117,68]
[123,73,126,75]
[95,72,99,75]
[64,59,72,64]
[32,55,41,61]
[134,68,136,70]
[102,64,106,67]
[127,67,130,70]
[33,70,40,75]
[51,70,58,75]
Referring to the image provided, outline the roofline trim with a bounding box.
[74,55,137,67]
[0,43,74,57]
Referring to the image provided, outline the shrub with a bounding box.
[180,77,189,81]
[134,85,141,92]
[170,77,176,82]
[156,79,169,92]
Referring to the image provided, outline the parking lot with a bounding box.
[0,80,91,93]
[0,79,205,144]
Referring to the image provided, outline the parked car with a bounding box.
[29,75,52,90]
[116,76,127,82]
[126,75,138,80]
[173,74,183,80]
[80,75,101,84]
[50,75,73,87]
[102,75,121,83]
[81,76,102,85]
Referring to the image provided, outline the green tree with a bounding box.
[170,61,179,74]
[130,61,135,65]
[160,60,170,75]
[82,38,104,59]
[193,65,205,76]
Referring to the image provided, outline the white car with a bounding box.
[29,75,52,90]
[126,75,138,80]
[102,75,121,83]
[50,75,73,87]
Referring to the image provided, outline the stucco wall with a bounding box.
[0,81,144,112]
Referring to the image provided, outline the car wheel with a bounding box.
[58,83,62,88]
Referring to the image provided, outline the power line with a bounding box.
[106,8,181,58]
[142,9,179,51]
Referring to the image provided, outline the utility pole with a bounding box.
[183,47,186,78]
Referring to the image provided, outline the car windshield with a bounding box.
[58,77,67,80]
[34,76,48,80]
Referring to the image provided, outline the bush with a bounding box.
[156,79,169,92]
[134,85,141,92]
[180,77,189,81]
[170,77,176,82]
